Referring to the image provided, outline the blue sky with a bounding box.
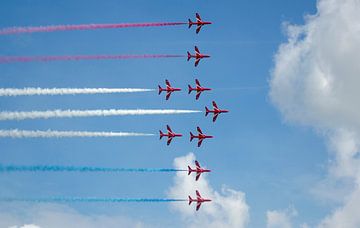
[0,1,341,227]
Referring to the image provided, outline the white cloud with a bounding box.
[0,204,145,228]
[270,0,360,227]
[266,206,297,228]
[167,153,249,228]
[10,225,41,228]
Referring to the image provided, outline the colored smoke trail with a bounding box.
[0,88,154,96]
[0,22,187,35]
[0,129,153,138]
[0,55,185,63]
[0,197,187,203]
[0,165,186,172]
[0,109,201,121]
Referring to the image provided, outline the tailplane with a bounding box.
[190,132,195,142]
[188,166,192,175]
[205,107,210,116]
[188,196,193,205]
[188,85,193,94]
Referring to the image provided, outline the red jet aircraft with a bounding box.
[159,125,182,145]
[188,190,211,211]
[205,101,229,122]
[188,160,211,181]
[158,80,181,100]
[188,79,211,100]
[190,127,213,147]
[187,46,210,67]
[188,13,212,34]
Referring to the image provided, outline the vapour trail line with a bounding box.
[0,197,187,203]
[0,109,201,121]
[0,129,153,138]
[0,88,154,96]
[0,22,187,35]
[0,165,186,172]
[0,55,185,63]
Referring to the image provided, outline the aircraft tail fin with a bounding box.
[188,196,193,205]
[159,130,164,139]
[187,52,191,61]
[158,85,163,95]
[188,19,192,28]
[188,166,192,175]
[188,85,193,94]
[205,107,210,116]
[190,132,195,142]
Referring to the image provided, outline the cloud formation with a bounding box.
[270,0,360,227]
[167,153,249,228]
[0,204,145,228]
[266,206,297,228]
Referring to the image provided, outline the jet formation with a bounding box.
[158,79,212,100]
[159,125,213,147]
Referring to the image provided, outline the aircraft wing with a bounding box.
[195,58,200,67]
[212,101,218,109]
[195,160,201,168]
[196,13,202,22]
[197,127,203,134]
[198,138,204,147]
[196,25,202,34]
[195,46,200,54]
[167,137,173,146]
[166,125,173,133]
[196,91,201,100]
[196,190,201,198]
[165,79,171,88]
[166,92,171,100]
[196,202,201,211]
[195,79,201,87]
[213,113,219,122]
[196,173,201,181]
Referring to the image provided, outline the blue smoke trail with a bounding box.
[0,197,186,203]
[0,165,187,173]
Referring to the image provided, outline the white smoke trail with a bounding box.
[0,88,154,96]
[0,109,201,121]
[0,129,153,138]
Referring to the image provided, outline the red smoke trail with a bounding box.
[0,22,187,35]
[0,55,185,63]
